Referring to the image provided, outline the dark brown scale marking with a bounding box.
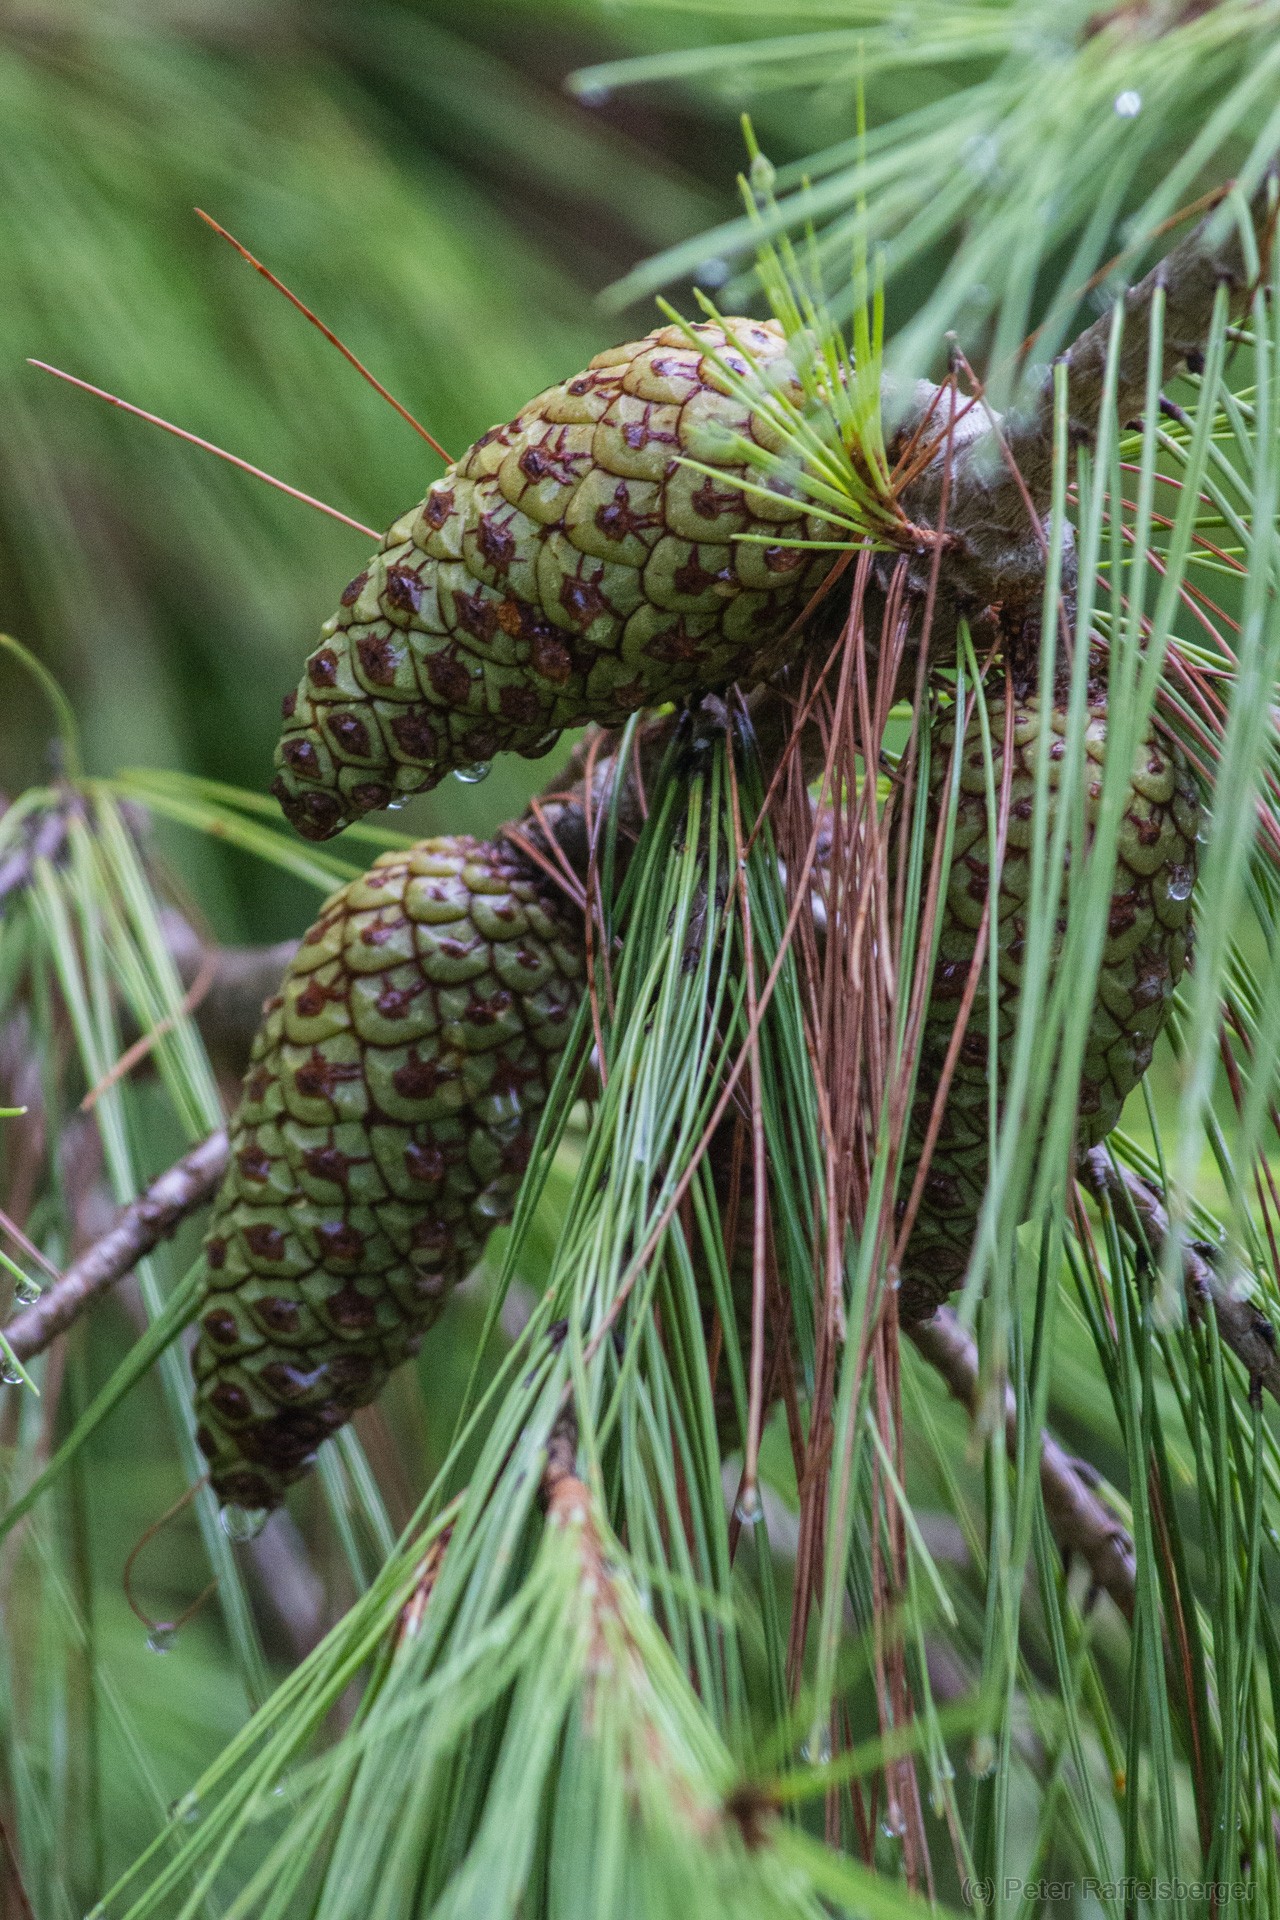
[325,1287,378,1331]
[237,1144,272,1184]
[390,711,439,758]
[384,566,423,614]
[282,738,322,780]
[477,515,517,572]
[691,477,740,519]
[559,574,607,626]
[210,1382,251,1421]
[261,1362,328,1400]
[302,1145,351,1186]
[256,1297,302,1335]
[376,981,421,1019]
[351,781,393,813]
[295,979,332,1019]
[328,713,372,757]
[393,1054,442,1100]
[647,625,701,664]
[673,553,731,596]
[530,633,573,683]
[595,484,655,542]
[202,1308,240,1346]
[426,652,472,705]
[243,1224,287,1262]
[294,1052,362,1101]
[315,1222,365,1263]
[357,633,401,685]
[404,1141,446,1182]
[500,684,542,724]
[453,589,498,644]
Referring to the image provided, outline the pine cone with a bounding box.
[192,837,583,1511]
[898,689,1201,1321]
[273,319,831,840]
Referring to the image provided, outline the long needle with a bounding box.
[27,362,380,540]
[195,208,452,465]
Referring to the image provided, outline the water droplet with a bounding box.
[473,1183,511,1221]
[968,1732,997,1779]
[453,762,491,786]
[734,1483,763,1527]
[14,1275,40,1306]
[1114,90,1143,118]
[881,1804,907,1840]
[1167,864,1194,902]
[1196,817,1211,844]
[385,797,409,813]
[478,1090,521,1130]
[168,1790,200,1824]
[576,82,612,108]
[219,1503,268,1542]
[697,257,731,290]
[1,1360,22,1386]
[146,1623,177,1655]
[799,1731,832,1765]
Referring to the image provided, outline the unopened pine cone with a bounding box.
[897,688,1201,1322]
[192,837,583,1511]
[273,319,831,841]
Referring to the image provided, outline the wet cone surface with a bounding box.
[193,837,583,1511]
[898,689,1201,1321]
[274,319,830,840]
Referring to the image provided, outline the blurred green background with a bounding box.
[0,0,789,949]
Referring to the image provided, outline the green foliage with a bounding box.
[583,0,1280,393]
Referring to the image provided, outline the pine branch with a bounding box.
[1080,1147,1280,1407]
[1007,169,1278,505]
[5,1129,230,1362]
[908,1309,1138,1620]
[897,161,1279,627]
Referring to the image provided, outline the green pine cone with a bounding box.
[192,837,583,1512]
[898,689,1201,1322]
[273,319,830,840]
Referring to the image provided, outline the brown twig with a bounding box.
[908,1307,1138,1620]
[1080,1148,1280,1407]
[5,1130,230,1362]
[890,162,1279,648]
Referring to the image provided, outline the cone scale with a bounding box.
[273,319,831,841]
